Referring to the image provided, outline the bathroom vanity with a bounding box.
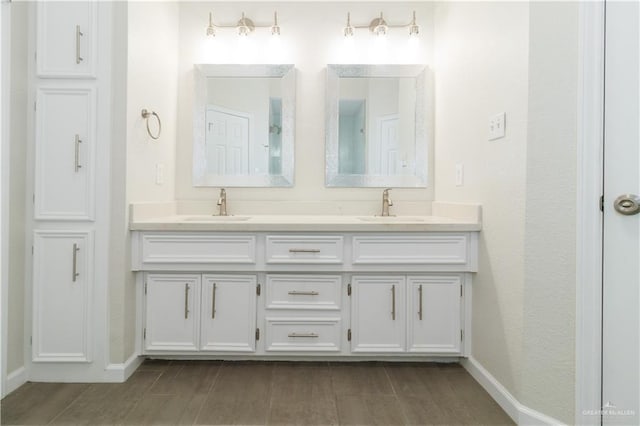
[130,205,480,360]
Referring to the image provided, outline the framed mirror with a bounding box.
[193,64,295,187]
[325,64,432,187]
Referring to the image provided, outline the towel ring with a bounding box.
[141,109,161,140]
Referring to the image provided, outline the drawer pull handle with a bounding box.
[288,248,320,253]
[288,333,319,338]
[74,134,83,172]
[288,290,319,296]
[212,283,217,319]
[72,243,80,282]
[76,25,84,64]
[418,284,423,320]
[184,283,190,319]
[391,284,396,321]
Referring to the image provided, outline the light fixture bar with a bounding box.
[205,11,281,37]
[343,11,420,38]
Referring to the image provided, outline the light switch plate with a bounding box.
[489,112,506,140]
[156,163,165,185]
[455,164,464,186]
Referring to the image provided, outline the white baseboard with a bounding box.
[103,353,143,383]
[462,357,566,426]
[5,366,27,397]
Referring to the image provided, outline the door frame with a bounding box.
[576,1,605,424]
[0,0,10,399]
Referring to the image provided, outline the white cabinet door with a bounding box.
[200,275,257,352]
[351,275,405,353]
[32,231,93,362]
[37,1,97,78]
[35,87,95,221]
[145,274,200,352]
[407,276,462,354]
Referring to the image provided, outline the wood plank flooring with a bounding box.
[1,360,514,425]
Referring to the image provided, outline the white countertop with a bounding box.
[130,214,481,232]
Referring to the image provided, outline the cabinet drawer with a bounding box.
[265,318,341,352]
[141,233,256,264]
[352,234,469,265]
[265,235,343,264]
[265,275,341,310]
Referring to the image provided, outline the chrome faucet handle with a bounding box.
[384,188,393,204]
[381,188,393,216]
[216,188,227,216]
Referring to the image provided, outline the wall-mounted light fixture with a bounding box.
[343,11,420,38]
[206,11,281,37]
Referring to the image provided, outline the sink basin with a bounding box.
[181,215,251,222]
[357,216,426,222]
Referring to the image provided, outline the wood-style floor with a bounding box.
[1,360,514,425]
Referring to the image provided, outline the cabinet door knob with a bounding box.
[418,284,423,321]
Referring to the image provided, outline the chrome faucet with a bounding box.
[216,188,227,216]
[381,188,394,216]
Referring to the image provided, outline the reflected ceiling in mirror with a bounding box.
[325,64,432,187]
[193,64,295,187]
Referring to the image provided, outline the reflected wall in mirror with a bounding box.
[193,64,295,187]
[326,64,432,187]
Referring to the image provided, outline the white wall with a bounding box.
[116,1,180,363]
[522,2,578,422]
[434,2,579,423]
[434,0,530,401]
[175,2,435,215]
[0,0,6,396]
[108,2,132,365]
[6,1,28,379]
[127,2,179,204]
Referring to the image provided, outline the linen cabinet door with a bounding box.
[32,231,93,362]
[407,276,462,354]
[35,87,95,221]
[351,276,406,353]
[144,274,200,352]
[200,275,257,352]
[37,1,97,78]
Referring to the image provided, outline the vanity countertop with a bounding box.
[130,214,481,232]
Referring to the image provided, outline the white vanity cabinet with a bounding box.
[132,230,478,359]
[36,1,97,78]
[143,273,258,354]
[200,275,257,352]
[350,276,406,353]
[350,274,463,354]
[144,274,201,352]
[407,276,463,354]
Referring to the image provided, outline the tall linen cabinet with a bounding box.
[28,1,114,381]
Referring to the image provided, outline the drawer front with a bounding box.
[265,318,341,352]
[141,233,256,264]
[265,275,341,310]
[265,235,343,264]
[352,234,468,265]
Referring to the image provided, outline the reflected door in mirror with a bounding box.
[206,106,250,176]
[326,65,431,188]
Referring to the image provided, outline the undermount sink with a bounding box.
[181,215,251,222]
[357,216,426,222]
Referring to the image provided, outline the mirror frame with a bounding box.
[193,64,296,187]
[325,64,431,188]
